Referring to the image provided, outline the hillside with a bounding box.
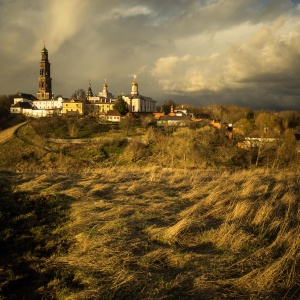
[0,167,299,299]
[0,119,299,299]
[1,117,299,172]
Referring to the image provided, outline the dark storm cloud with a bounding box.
[0,0,299,110]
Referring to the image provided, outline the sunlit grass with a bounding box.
[1,167,299,299]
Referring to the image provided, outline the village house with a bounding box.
[157,105,191,126]
[157,115,192,127]
[61,98,86,116]
[10,101,33,114]
[11,93,36,114]
[106,110,121,122]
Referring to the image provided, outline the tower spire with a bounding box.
[131,74,138,95]
[37,44,52,100]
[87,80,93,98]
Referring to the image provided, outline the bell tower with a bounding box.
[131,74,139,96]
[37,44,52,100]
[102,79,108,97]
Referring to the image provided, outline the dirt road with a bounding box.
[0,122,27,144]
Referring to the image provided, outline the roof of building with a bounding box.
[106,110,121,116]
[124,94,156,102]
[63,98,85,103]
[153,112,165,119]
[159,115,191,121]
[15,92,37,100]
[12,102,32,109]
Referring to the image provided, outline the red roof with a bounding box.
[106,110,121,116]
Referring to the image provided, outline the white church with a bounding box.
[122,75,156,113]
[11,46,157,117]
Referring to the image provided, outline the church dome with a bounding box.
[42,47,48,54]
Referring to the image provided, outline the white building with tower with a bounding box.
[122,76,156,113]
[87,79,115,103]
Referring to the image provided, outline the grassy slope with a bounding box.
[0,167,299,299]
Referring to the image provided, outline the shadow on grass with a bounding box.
[0,172,73,299]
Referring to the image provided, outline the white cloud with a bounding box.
[151,14,300,100]
[31,0,89,57]
[151,54,222,93]
[109,5,153,19]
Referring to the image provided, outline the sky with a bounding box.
[0,0,300,110]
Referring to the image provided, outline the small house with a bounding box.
[106,110,121,122]
[10,101,32,114]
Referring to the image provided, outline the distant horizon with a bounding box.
[5,90,299,113]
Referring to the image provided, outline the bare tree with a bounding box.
[71,89,86,100]
[207,104,224,123]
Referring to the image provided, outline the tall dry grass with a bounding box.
[2,167,299,299]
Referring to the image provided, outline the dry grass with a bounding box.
[0,121,27,144]
[1,167,299,299]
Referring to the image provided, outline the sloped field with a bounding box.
[0,167,299,299]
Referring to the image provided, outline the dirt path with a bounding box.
[0,122,27,144]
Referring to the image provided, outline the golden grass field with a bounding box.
[1,166,299,299]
